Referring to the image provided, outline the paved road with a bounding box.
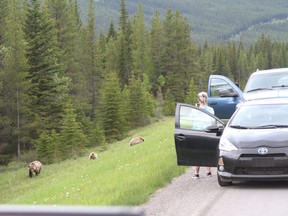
[138,167,288,216]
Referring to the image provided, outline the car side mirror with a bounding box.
[205,124,224,136]
[220,89,238,97]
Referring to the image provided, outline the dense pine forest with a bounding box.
[0,0,288,166]
[78,0,288,45]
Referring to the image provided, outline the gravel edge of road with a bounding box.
[137,167,224,216]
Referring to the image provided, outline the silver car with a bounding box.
[207,68,288,119]
[174,98,288,186]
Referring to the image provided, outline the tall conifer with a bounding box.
[0,0,8,73]
[99,71,127,141]
[0,0,30,156]
[131,4,152,79]
[58,100,88,159]
[24,0,70,135]
[127,75,155,128]
[117,0,132,87]
[162,9,196,103]
[150,11,164,95]
[82,0,101,120]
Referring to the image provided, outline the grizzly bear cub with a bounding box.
[129,137,145,146]
[89,152,98,160]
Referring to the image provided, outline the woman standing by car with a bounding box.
[192,91,215,179]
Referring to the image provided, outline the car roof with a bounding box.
[240,97,288,106]
[250,68,288,76]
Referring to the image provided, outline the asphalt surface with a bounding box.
[138,167,288,216]
[138,167,221,216]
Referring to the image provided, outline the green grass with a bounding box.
[0,117,186,206]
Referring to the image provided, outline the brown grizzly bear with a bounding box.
[89,152,97,160]
[129,137,145,146]
[28,160,42,178]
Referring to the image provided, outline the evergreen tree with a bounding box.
[107,21,117,40]
[161,9,196,103]
[98,31,108,73]
[45,0,69,74]
[82,0,101,119]
[37,100,88,163]
[150,11,164,95]
[236,41,249,87]
[213,47,232,77]
[99,71,127,141]
[84,119,106,148]
[37,129,59,164]
[58,100,88,159]
[46,0,84,93]
[0,0,8,71]
[142,74,156,118]
[127,75,155,128]
[119,0,128,33]
[162,89,175,116]
[161,8,176,81]
[0,0,30,157]
[271,43,286,69]
[130,4,152,80]
[24,0,70,135]
[155,88,165,119]
[227,42,238,81]
[117,0,132,88]
[154,75,166,118]
[66,0,91,127]
[184,78,197,105]
[105,37,119,72]
[199,44,214,89]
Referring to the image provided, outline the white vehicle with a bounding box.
[208,68,288,120]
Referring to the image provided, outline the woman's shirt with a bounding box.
[200,105,215,115]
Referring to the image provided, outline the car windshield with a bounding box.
[229,103,288,129]
[244,73,288,92]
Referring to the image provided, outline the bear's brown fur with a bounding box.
[28,160,42,178]
[89,152,97,160]
[129,137,145,146]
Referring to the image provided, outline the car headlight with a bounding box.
[219,137,238,151]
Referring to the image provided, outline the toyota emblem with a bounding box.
[258,147,268,155]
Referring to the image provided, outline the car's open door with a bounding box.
[174,103,225,167]
[208,75,243,120]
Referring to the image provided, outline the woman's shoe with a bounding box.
[192,173,200,179]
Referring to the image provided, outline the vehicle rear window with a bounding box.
[244,73,288,92]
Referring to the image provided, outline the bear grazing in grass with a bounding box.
[129,137,145,146]
[28,160,42,178]
[89,152,98,160]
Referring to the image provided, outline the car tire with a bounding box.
[217,173,232,187]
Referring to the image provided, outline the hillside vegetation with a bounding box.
[2,0,288,166]
[85,0,288,45]
[0,117,186,205]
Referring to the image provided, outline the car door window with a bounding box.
[210,78,237,97]
[179,106,218,130]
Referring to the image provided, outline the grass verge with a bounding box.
[0,117,186,206]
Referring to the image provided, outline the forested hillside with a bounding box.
[80,0,288,45]
[0,0,288,166]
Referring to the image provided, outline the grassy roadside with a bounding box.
[0,117,186,206]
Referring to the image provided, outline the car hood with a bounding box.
[243,88,288,101]
[223,127,288,148]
